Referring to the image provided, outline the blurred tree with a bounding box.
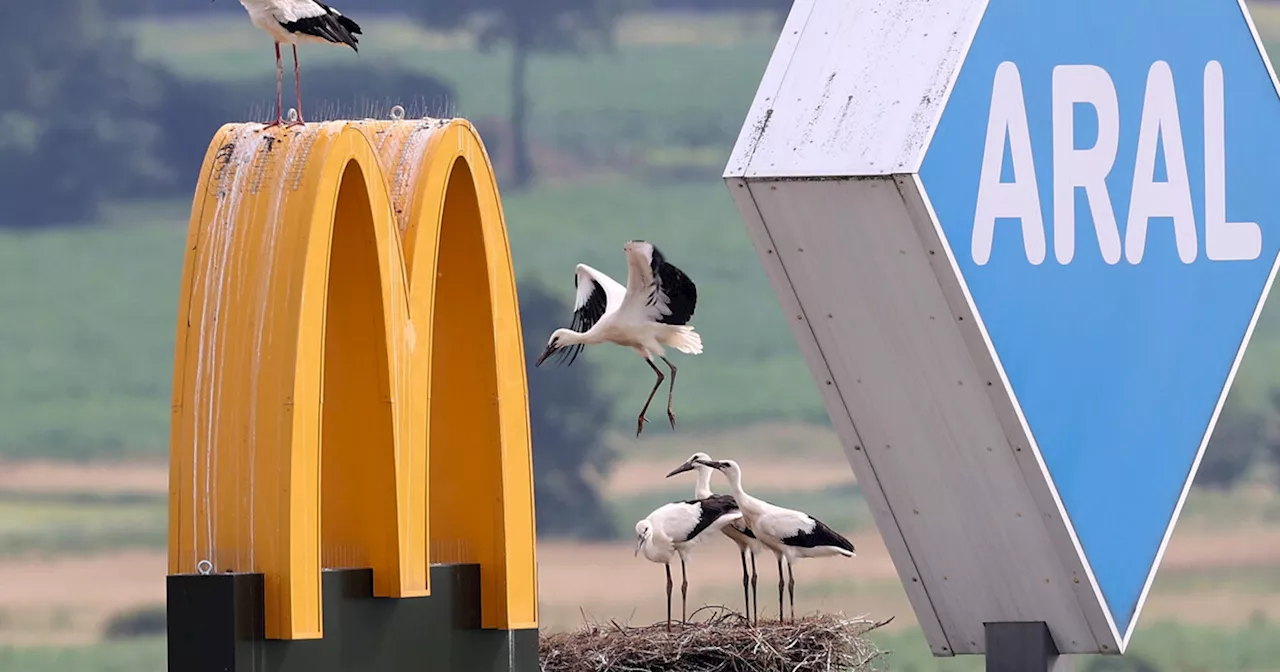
[1265,388,1280,486]
[101,605,167,639]
[0,0,172,226]
[414,0,635,190]
[1196,402,1262,490]
[518,277,619,539]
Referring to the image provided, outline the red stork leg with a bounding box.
[287,44,306,127]
[264,42,284,128]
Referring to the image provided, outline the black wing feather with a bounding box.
[781,516,855,553]
[676,494,739,543]
[645,245,698,326]
[548,276,608,368]
[279,3,362,52]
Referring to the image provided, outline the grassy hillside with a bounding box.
[0,13,818,457]
[0,181,825,456]
[6,7,1280,458]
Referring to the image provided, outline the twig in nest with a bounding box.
[540,610,893,672]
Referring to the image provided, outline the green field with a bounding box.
[0,181,827,456]
[4,619,1280,672]
[871,619,1280,672]
[0,12,834,457]
[8,10,1280,457]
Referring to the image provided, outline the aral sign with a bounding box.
[726,0,1280,656]
[970,60,1259,266]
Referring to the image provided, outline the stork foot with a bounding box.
[667,409,677,431]
[263,118,284,129]
[636,414,649,437]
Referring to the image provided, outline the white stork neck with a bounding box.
[693,466,713,500]
[724,468,765,516]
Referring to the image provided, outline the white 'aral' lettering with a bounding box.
[973,61,1046,266]
[1204,60,1262,261]
[1052,64,1122,265]
[1125,60,1198,264]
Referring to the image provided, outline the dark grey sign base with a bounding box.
[985,622,1075,672]
[167,564,538,672]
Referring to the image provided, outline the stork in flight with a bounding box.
[695,457,856,622]
[220,0,363,127]
[666,451,764,625]
[534,240,702,437]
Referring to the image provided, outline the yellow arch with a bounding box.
[168,119,537,640]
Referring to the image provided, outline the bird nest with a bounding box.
[539,607,895,672]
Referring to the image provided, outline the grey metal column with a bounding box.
[985,622,1075,672]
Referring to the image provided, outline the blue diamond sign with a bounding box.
[725,0,1280,656]
[922,0,1280,638]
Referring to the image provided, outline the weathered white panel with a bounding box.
[726,176,952,655]
[723,0,986,179]
[905,176,1122,652]
[734,177,1117,655]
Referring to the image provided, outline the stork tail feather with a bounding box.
[666,325,703,355]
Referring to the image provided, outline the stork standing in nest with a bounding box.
[666,451,765,625]
[634,495,742,630]
[697,457,856,622]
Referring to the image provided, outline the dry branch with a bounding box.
[540,606,895,672]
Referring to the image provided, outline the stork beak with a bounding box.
[533,344,556,368]
[665,460,696,478]
[693,458,723,469]
[634,535,644,557]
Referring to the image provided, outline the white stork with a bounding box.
[695,457,856,622]
[219,0,363,127]
[634,494,742,630]
[534,240,702,437]
[665,451,764,625]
